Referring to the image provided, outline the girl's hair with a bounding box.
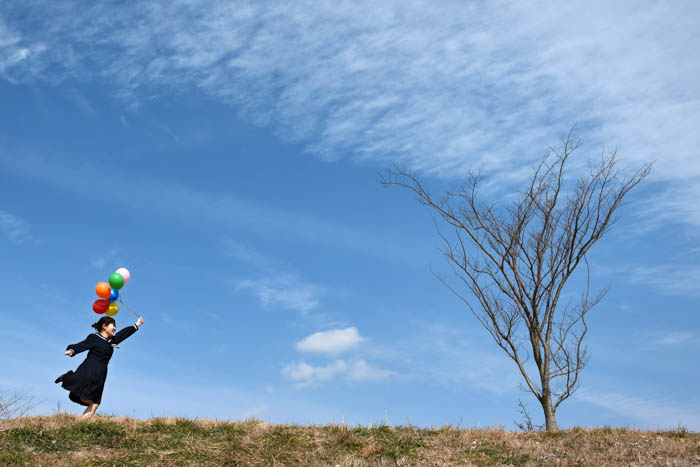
[92,316,116,332]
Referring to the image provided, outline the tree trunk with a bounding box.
[541,394,559,432]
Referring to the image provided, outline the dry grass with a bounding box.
[1,415,698,465]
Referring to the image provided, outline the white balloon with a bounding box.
[116,267,131,284]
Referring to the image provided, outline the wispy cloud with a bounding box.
[652,332,696,346]
[1,0,698,225]
[223,238,324,314]
[153,121,180,143]
[235,275,321,314]
[222,238,276,271]
[0,16,47,84]
[282,359,395,387]
[241,405,269,419]
[0,150,419,263]
[626,264,700,298]
[379,322,522,395]
[632,182,700,231]
[0,210,30,243]
[576,389,700,430]
[346,359,396,382]
[91,248,117,269]
[63,87,95,114]
[296,327,365,354]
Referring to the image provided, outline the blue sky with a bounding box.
[1,0,698,430]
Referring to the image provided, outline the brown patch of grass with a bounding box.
[1,416,698,465]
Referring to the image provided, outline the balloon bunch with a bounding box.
[92,267,131,316]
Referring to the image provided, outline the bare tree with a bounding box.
[0,388,39,420]
[381,129,651,431]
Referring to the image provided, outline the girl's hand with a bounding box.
[136,317,144,327]
[64,350,74,356]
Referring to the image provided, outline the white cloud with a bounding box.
[0,210,30,243]
[283,360,347,385]
[282,359,395,387]
[1,0,698,226]
[296,327,365,354]
[235,275,320,313]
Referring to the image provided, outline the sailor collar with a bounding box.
[94,332,119,348]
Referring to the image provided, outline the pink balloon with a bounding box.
[116,267,131,284]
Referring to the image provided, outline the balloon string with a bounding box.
[118,298,141,318]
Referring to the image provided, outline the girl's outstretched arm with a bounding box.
[66,335,97,356]
[112,317,143,345]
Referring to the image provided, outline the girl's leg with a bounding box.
[86,402,99,417]
[80,399,99,417]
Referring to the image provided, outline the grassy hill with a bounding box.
[1,414,697,465]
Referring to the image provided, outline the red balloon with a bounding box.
[93,299,110,314]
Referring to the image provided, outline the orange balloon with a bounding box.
[96,282,112,299]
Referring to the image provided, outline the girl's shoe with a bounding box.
[54,371,72,384]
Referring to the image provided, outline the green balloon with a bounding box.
[109,272,125,290]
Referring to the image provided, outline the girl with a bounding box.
[55,315,143,417]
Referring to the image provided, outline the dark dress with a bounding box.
[58,325,139,406]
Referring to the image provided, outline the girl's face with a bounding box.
[102,322,116,338]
